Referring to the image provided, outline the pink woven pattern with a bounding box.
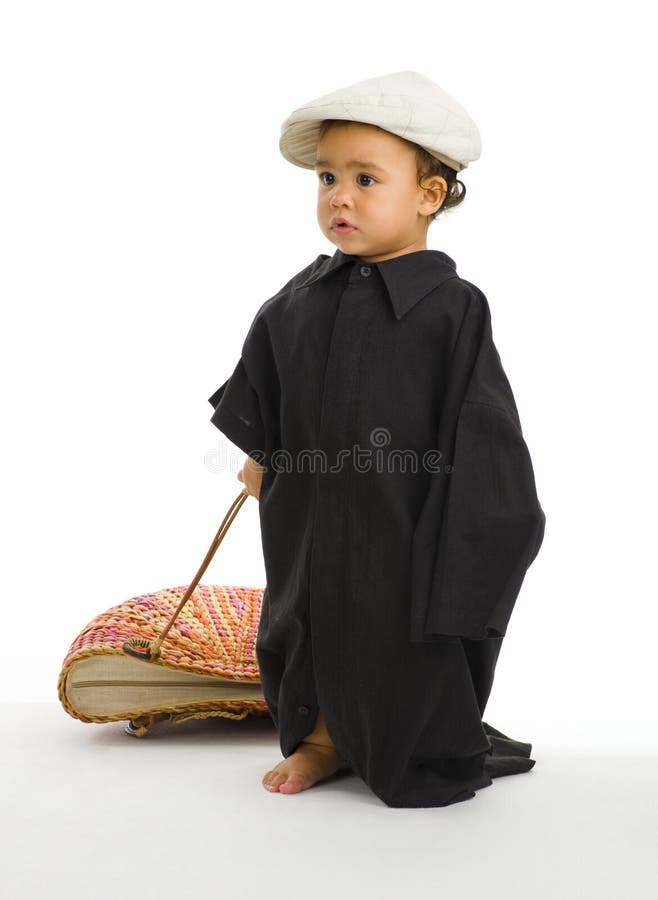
[58,584,272,727]
[60,583,265,679]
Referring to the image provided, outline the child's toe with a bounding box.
[278,772,305,793]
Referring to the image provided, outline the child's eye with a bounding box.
[318,172,376,187]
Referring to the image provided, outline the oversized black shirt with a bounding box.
[208,247,546,807]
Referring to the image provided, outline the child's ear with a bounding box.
[420,174,448,195]
[419,175,448,215]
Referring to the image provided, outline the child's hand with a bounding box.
[237,456,264,499]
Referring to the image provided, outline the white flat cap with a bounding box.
[279,70,481,173]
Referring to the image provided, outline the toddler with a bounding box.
[208,71,546,808]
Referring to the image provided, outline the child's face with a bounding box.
[314,122,447,263]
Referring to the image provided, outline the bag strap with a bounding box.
[123,487,251,662]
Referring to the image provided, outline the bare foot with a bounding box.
[262,741,349,795]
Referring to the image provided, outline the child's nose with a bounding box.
[330,188,353,205]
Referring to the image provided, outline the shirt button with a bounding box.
[298,705,310,715]
[359,265,372,277]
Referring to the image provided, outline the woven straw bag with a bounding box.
[58,488,271,737]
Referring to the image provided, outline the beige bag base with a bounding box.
[65,651,266,719]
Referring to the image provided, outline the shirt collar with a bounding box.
[296,248,459,320]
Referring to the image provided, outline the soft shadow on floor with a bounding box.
[1,703,656,900]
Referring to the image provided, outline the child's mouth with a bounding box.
[332,224,357,234]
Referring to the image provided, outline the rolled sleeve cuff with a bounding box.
[209,402,266,461]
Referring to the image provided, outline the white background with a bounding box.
[1,0,656,752]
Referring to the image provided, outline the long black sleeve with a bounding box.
[409,282,546,642]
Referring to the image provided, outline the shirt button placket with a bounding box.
[307,260,376,759]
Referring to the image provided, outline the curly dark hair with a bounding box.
[317,119,466,225]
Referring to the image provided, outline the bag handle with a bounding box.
[123,487,251,662]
